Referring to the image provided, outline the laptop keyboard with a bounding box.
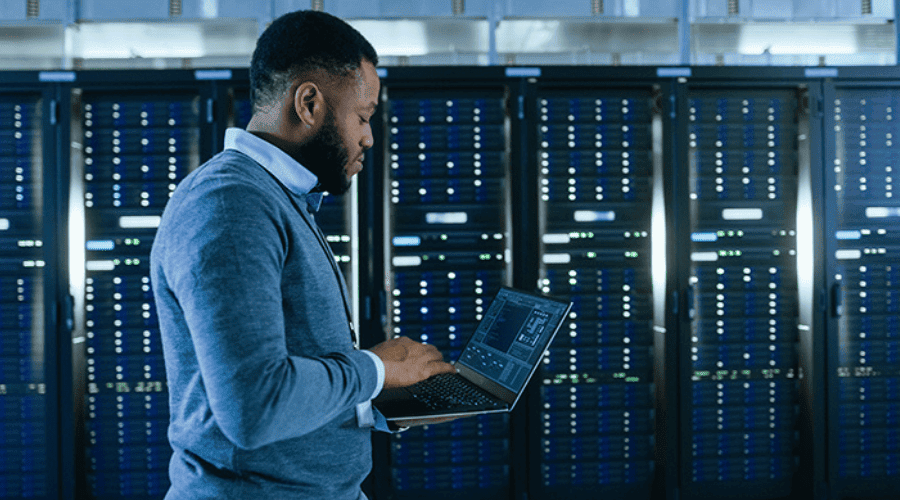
[408,373,498,410]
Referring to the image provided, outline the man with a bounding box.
[150,10,455,499]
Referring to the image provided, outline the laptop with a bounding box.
[374,286,572,422]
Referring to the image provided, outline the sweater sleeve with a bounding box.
[160,177,378,450]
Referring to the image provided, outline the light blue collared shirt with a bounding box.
[223,127,385,426]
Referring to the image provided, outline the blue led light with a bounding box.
[691,232,719,242]
[835,230,862,240]
[392,236,422,247]
[86,240,115,251]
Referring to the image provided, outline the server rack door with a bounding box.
[824,81,900,498]
[70,84,203,499]
[528,84,660,499]
[679,83,808,499]
[0,85,55,500]
[381,82,514,498]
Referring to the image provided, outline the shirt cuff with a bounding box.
[360,350,385,401]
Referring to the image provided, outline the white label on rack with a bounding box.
[866,206,900,218]
[722,208,763,220]
[505,67,541,78]
[86,260,116,271]
[542,253,572,264]
[836,249,862,260]
[392,256,422,267]
[39,71,76,82]
[0,218,8,231]
[805,68,838,78]
[657,67,692,78]
[574,210,615,222]
[425,212,467,224]
[194,69,233,80]
[119,216,161,229]
[691,251,719,262]
[542,233,571,244]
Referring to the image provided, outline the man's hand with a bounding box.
[369,336,456,389]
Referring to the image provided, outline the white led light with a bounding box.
[119,216,161,229]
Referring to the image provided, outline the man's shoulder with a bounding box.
[160,149,284,231]
[191,149,264,181]
[172,149,275,199]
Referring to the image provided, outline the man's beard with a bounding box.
[297,111,352,195]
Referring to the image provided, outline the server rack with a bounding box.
[823,70,900,499]
[375,67,515,499]
[522,68,668,500]
[0,74,62,500]
[67,71,213,499]
[674,69,824,500]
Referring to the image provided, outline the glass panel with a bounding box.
[684,88,803,497]
[73,90,201,498]
[534,89,657,497]
[384,88,513,497]
[828,88,900,485]
[0,93,48,498]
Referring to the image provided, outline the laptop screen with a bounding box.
[456,287,570,393]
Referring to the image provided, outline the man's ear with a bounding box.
[293,81,324,130]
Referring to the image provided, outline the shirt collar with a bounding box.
[224,127,323,211]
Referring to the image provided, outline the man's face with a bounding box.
[297,107,351,194]
[300,59,380,195]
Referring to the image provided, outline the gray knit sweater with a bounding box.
[150,149,378,499]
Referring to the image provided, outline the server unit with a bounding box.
[380,74,514,498]
[70,78,203,499]
[824,79,900,498]
[0,84,54,500]
[528,80,660,498]
[679,81,807,499]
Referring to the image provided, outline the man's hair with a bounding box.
[249,10,378,113]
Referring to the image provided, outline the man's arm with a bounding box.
[160,179,379,450]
